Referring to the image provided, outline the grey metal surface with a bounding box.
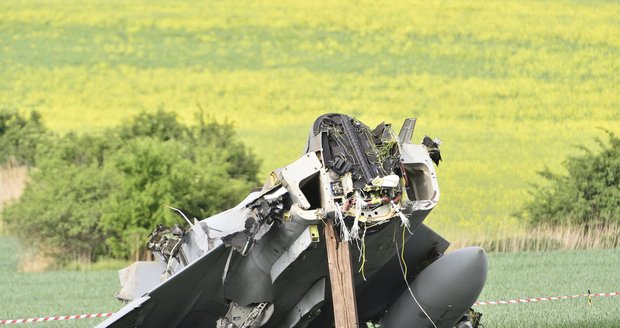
[398,118,417,144]
[279,152,322,209]
[380,247,488,328]
[280,278,326,328]
[271,226,317,283]
[116,261,166,302]
[354,223,449,321]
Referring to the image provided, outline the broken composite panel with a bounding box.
[99,114,487,328]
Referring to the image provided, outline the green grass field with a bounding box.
[1,237,618,327]
[1,0,619,242]
[479,249,620,327]
[0,237,122,327]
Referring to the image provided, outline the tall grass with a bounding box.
[0,237,123,327]
[452,224,620,253]
[0,163,28,234]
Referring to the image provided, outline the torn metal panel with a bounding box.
[271,226,319,283]
[223,208,322,306]
[279,152,322,209]
[288,204,323,223]
[398,118,416,144]
[202,191,262,240]
[96,296,152,328]
[220,187,287,255]
[116,261,166,302]
[179,219,213,261]
[400,143,440,209]
[146,224,185,262]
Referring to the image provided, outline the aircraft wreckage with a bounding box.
[98,113,487,328]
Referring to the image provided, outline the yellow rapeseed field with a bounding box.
[1,0,618,242]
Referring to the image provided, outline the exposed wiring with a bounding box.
[165,205,194,227]
[358,224,368,281]
[394,238,438,328]
[388,128,403,154]
[401,226,408,278]
[163,238,183,280]
[334,202,350,241]
[349,191,363,239]
[221,248,234,285]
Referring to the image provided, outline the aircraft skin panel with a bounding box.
[97,245,229,328]
[95,296,151,328]
[354,223,450,322]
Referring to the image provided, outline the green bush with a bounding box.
[1,110,260,263]
[522,131,620,226]
[0,110,48,166]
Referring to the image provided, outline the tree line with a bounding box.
[0,110,260,263]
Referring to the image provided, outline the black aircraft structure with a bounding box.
[98,114,487,328]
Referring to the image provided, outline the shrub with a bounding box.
[2,110,260,263]
[0,110,48,166]
[522,131,620,226]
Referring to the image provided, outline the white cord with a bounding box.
[163,238,183,280]
[334,202,350,242]
[349,191,362,239]
[165,205,194,227]
[394,242,438,328]
[221,248,234,285]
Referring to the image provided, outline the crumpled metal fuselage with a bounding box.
[98,114,487,328]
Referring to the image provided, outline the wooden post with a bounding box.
[325,220,359,328]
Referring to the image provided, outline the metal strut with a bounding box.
[240,302,269,328]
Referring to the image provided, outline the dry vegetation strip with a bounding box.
[0,165,27,232]
[452,224,620,253]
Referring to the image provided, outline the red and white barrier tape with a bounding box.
[0,313,112,325]
[1,292,619,325]
[475,291,619,306]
